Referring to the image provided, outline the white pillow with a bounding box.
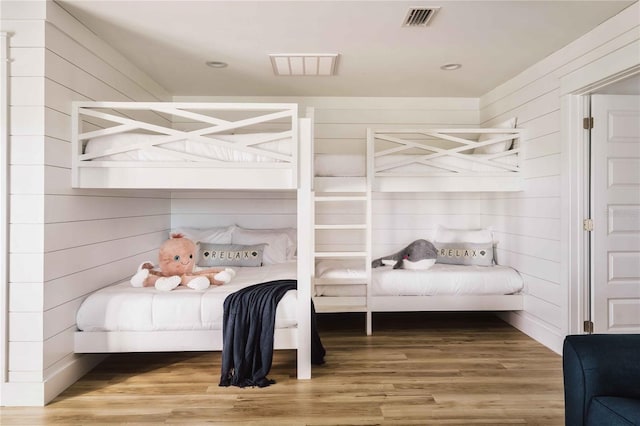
[473,117,517,155]
[434,225,493,244]
[170,226,235,244]
[232,227,294,264]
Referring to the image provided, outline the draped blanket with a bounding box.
[219,279,325,388]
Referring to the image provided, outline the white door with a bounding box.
[591,94,640,333]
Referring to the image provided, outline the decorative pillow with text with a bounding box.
[198,243,266,267]
[435,242,494,266]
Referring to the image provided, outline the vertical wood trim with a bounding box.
[0,31,11,405]
[297,118,312,380]
[366,128,374,336]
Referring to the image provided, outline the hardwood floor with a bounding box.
[0,313,565,425]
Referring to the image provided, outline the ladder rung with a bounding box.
[315,251,367,257]
[315,195,367,202]
[315,224,367,230]
[314,278,366,285]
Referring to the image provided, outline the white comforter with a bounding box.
[314,260,523,297]
[76,262,298,332]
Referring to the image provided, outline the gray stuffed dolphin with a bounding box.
[372,239,438,269]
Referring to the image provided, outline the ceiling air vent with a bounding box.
[402,7,440,27]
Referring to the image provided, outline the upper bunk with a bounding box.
[71,102,309,190]
[366,127,523,192]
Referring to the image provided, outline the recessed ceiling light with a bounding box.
[440,63,462,71]
[206,61,228,68]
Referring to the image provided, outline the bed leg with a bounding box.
[366,311,372,336]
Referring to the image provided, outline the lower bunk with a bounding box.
[313,260,524,333]
[74,261,315,380]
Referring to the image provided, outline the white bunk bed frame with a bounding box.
[71,101,313,380]
[71,102,300,190]
[368,127,523,192]
[313,127,524,334]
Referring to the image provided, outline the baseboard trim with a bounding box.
[498,311,565,355]
[1,354,105,406]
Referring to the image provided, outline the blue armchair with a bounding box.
[563,334,640,426]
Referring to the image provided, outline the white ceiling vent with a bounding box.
[402,7,440,27]
[269,54,339,76]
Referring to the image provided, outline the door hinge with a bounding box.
[583,218,594,232]
[583,320,594,334]
[583,117,594,129]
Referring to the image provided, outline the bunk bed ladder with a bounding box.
[312,192,369,312]
[312,143,372,335]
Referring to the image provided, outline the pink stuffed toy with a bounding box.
[130,233,235,291]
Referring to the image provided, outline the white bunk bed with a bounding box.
[71,102,313,380]
[72,102,302,190]
[312,125,524,333]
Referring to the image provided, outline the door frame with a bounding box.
[560,52,640,335]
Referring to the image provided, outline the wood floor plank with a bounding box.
[0,312,565,425]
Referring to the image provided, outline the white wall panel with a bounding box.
[43,251,158,311]
[492,231,560,262]
[43,300,83,340]
[523,275,563,306]
[525,133,561,159]
[523,295,562,330]
[11,76,44,105]
[479,3,639,346]
[10,136,70,168]
[7,48,44,76]
[10,224,44,253]
[44,215,169,252]
[10,253,44,283]
[10,194,44,223]
[9,283,43,313]
[10,136,46,165]
[4,0,171,405]
[1,20,45,46]
[9,342,43,372]
[42,327,74,372]
[43,232,166,281]
[44,196,169,223]
[9,312,43,342]
[11,106,44,135]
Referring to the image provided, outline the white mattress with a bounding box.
[314,260,523,297]
[76,262,298,332]
[84,132,293,163]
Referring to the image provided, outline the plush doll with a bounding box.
[371,239,438,270]
[130,233,236,291]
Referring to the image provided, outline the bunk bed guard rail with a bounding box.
[71,102,300,190]
[367,128,524,192]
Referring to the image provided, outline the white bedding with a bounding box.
[85,133,517,177]
[84,132,293,162]
[76,262,298,332]
[314,260,523,297]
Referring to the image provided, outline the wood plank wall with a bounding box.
[3,1,171,405]
[478,3,640,353]
[170,96,483,257]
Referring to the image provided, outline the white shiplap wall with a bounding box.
[2,1,171,405]
[478,3,640,353]
[171,96,483,258]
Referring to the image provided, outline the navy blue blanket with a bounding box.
[219,279,325,388]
